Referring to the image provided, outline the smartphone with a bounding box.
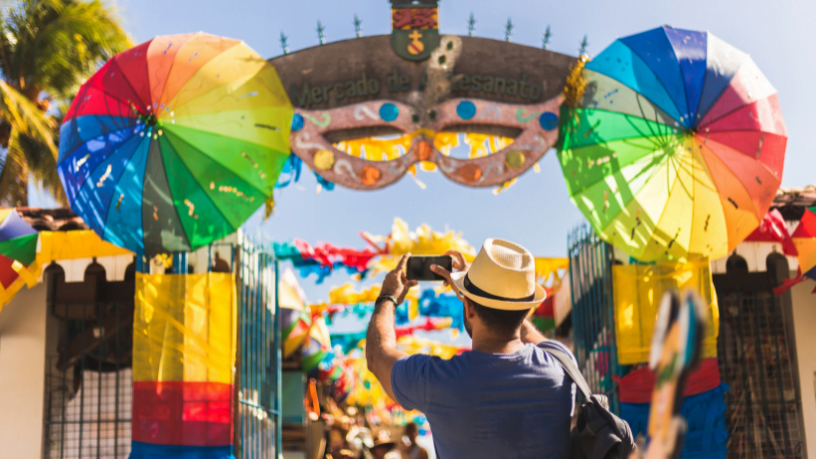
[406,255,452,281]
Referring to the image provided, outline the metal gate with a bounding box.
[714,271,805,459]
[567,222,622,413]
[234,239,282,459]
[42,237,282,458]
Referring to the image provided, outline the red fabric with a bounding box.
[0,254,20,289]
[533,295,555,318]
[615,358,721,404]
[702,94,787,137]
[132,381,233,447]
[293,239,380,272]
[746,209,798,256]
[112,39,153,109]
[706,131,787,178]
[395,317,447,339]
[64,85,137,120]
[792,208,816,239]
[81,59,147,112]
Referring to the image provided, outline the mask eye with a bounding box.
[436,125,520,159]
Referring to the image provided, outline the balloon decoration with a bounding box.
[559,26,786,263]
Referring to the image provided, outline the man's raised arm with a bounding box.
[366,255,417,400]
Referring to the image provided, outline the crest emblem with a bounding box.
[390,0,440,61]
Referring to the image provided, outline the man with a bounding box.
[366,239,576,459]
[399,422,428,459]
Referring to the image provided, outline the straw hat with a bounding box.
[370,430,396,451]
[451,238,546,311]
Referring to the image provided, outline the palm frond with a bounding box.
[0,128,31,206]
[0,79,56,156]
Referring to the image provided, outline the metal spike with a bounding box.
[542,25,552,50]
[353,14,363,38]
[316,20,326,45]
[279,31,289,54]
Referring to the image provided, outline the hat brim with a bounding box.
[371,441,396,451]
[451,271,547,311]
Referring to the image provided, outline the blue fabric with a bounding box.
[99,134,150,255]
[586,40,683,124]
[275,153,303,188]
[620,383,728,459]
[417,290,465,331]
[391,340,577,459]
[129,441,235,459]
[663,28,708,124]
[620,27,690,126]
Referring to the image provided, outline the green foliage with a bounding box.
[0,0,131,206]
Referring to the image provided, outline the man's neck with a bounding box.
[471,331,525,354]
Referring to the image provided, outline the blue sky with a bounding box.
[36,0,816,302]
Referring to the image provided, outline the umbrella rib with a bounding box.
[154,139,194,252]
[161,132,249,231]
[661,27,694,126]
[160,41,244,112]
[162,125,275,197]
[618,39,687,127]
[100,134,151,247]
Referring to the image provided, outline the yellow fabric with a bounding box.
[534,258,569,290]
[133,273,236,383]
[38,230,132,261]
[0,230,134,312]
[310,282,420,321]
[613,261,719,365]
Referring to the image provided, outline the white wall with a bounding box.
[790,277,816,458]
[0,283,48,458]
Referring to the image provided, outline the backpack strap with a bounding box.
[545,346,593,400]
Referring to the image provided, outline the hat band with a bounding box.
[464,274,535,302]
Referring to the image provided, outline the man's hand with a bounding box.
[381,254,418,304]
[429,250,468,299]
[366,255,415,401]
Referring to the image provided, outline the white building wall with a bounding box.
[0,283,48,458]
[790,278,816,458]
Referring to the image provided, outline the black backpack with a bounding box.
[546,347,637,459]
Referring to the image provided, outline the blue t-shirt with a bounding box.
[391,340,576,459]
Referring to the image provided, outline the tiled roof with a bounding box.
[15,207,89,232]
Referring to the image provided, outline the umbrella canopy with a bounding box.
[558,26,787,262]
[58,32,293,256]
[792,208,816,278]
[0,209,39,288]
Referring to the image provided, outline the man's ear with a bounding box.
[463,297,477,319]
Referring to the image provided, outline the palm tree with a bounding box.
[0,0,131,206]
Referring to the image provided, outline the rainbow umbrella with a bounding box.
[58,32,293,256]
[559,26,786,262]
[792,209,816,280]
[0,209,38,289]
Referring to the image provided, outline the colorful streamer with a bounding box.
[131,273,236,459]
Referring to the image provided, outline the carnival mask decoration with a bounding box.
[285,35,566,190]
